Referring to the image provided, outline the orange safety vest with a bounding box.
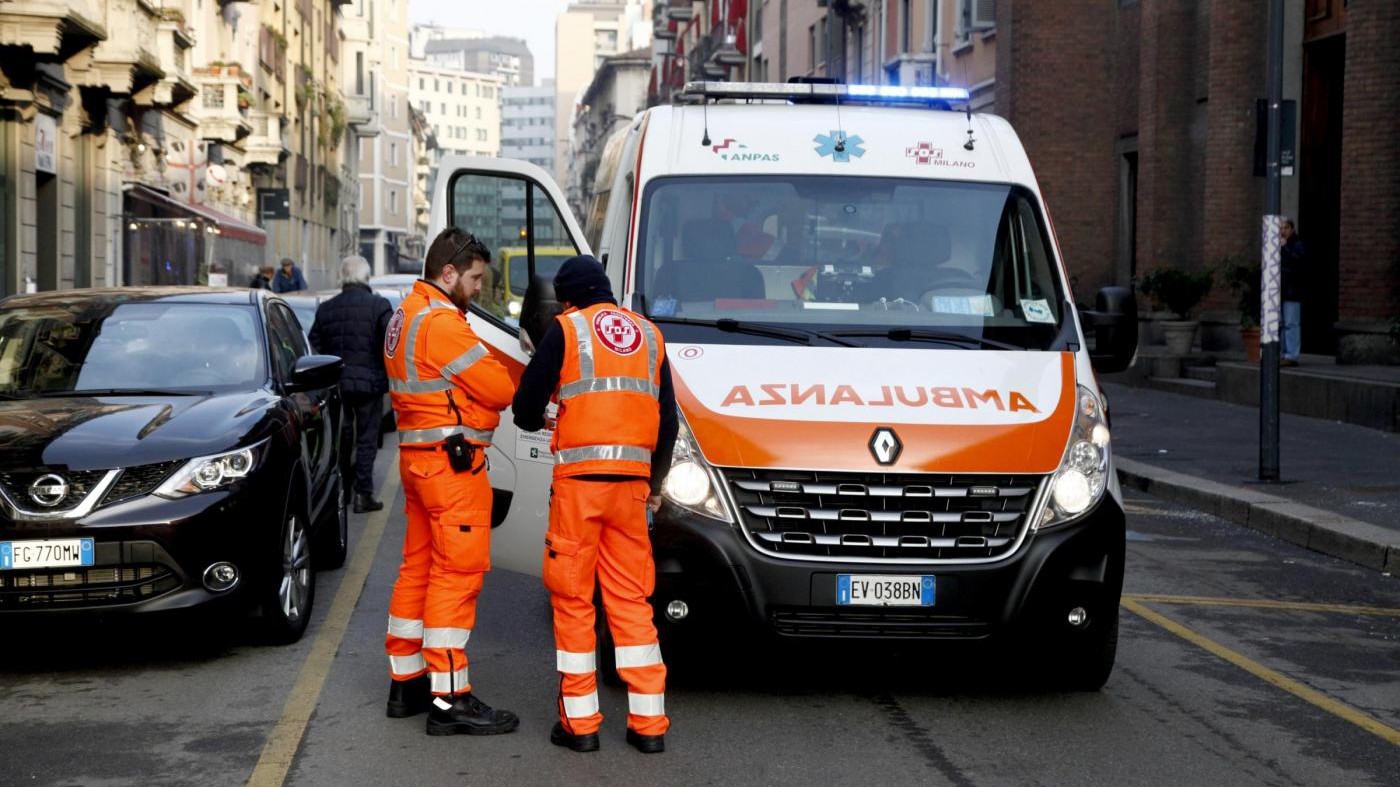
[384,280,513,447]
[551,303,664,479]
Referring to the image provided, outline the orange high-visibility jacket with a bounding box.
[550,303,665,479]
[384,280,514,447]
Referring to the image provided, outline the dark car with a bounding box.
[0,288,346,642]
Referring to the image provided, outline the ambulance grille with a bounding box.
[721,469,1046,563]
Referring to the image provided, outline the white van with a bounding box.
[433,82,1138,690]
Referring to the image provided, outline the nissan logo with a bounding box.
[869,427,903,466]
[29,474,69,507]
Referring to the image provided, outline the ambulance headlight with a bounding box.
[507,300,522,317]
[1038,388,1111,529]
[661,419,733,523]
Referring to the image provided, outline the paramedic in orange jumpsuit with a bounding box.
[382,228,519,736]
[513,255,678,754]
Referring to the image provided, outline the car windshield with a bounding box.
[0,302,265,395]
[636,176,1067,349]
[506,253,572,295]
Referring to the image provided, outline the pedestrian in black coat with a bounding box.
[310,255,393,512]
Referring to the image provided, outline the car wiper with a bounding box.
[37,388,212,397]
[650,316,862,347]
[830,328,1024,351]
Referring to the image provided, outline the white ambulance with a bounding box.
[432,82,1138,690]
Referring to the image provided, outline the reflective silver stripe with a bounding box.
[388,653,426,676]
[398,425,495,446]
[638,318,660,379]
[442,343,488,379]
[562,691,600,718]
[556,650,597,674]
[614,643,663,669]
[402,301,456,382]
[567,311,594,380]
[429,668,469,694]
[422,626,471,650]
[389,377,454,394]
[387,616,423,639]
[558,376,659,400]
[555,445,652,465]
[628,692,666,717]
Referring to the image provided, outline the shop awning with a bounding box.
[184,201,266,246]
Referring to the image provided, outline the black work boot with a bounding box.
[425,693,520,736]
[385,674,431,718]
[354,493,385,513]
[626,728,665,754]
[550,721,600,752]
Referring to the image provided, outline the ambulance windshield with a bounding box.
[635,176,1067,349]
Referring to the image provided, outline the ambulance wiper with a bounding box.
[650,316,861,347]
[830,328,1023,351]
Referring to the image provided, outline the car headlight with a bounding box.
[661,418,733,523]
[508,300,522,317]
[1037,387,1111,529]
[154,440,270,499]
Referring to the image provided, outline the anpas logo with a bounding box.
[593,309,643,355]
[719,384,1040,413]
[711,138,780,162]
[384,308,406,358]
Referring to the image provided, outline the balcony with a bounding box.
[244,109,288,166]
[152,10,197,108]
[665,1,696,23]
[76,0,163,97]
[708,24,745,68]
[191,66,254,142]
[0,0,107,57]
[345,93,379,136]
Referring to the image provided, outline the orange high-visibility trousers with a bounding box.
[545,476,669,737]
[385,447,493,696]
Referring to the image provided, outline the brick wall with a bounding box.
[1337,0,1400,324]
[1201,0,1266,312]
[996,0,1118,302]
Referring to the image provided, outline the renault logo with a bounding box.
[869,428,903,466]
[29,474,69,507]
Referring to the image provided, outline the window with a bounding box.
[441,102,447,115]
[901,0,912,53]
[391,96,399,118]
[809,24,816,70]
[476,107,482,120]
[267,304,307,384]
[419,77,425,90]
[389,190,399,213]
[477,128,488,141]
[390,142,399,165]
[447,82,453,94]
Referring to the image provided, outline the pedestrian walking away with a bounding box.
[513,255,679,754]
[381,228,520,736]
[273,257,309,293]
[1280,218,1306,365]
[309,255,393,513]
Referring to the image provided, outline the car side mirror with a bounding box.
[286,354,343,393]
[520,273,562,350]
[1084,286,1138,374]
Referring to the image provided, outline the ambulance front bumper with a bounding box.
[648,496,1125,641]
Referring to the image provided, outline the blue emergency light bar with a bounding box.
[679,81,971,107]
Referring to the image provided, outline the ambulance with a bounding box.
[431,81,1138,690]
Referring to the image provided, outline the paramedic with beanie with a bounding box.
[513,255,678,754]
[382,228,519,736]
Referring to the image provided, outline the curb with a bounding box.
[1115,456,1399,574]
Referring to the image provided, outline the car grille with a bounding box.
[102,460,185,506]
[0,469,109,511]
[722,468,1046,562]
[770,608,991,639]
[0,564,181,608]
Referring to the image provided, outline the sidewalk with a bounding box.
[1102,381,1400,573]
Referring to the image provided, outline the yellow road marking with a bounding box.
[247,459,401,787]
[1126,593,1400,617]
[1123,598,1400,748]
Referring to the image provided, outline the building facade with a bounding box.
[554,1,651,185]
[416,32,534,88]
[568,49,649,217]
[409,62,502,160]
[501,81,556,173]
[354,0,415,274]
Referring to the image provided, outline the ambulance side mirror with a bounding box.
[1085,286,1138,374]
[520,273,562,351]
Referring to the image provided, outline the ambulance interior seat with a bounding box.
[872,223,981,303]
[652,219,766,303]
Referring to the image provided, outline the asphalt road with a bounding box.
[2,450,1398,787]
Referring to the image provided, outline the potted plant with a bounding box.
[1222,255,1262,362]
[1138,267,1214,355]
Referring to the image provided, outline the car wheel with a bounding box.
[261,502,316,644]
[315,467,349,570]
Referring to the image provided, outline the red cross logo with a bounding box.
[592,310,643,356]
[905,142,943,165]
[384,308,405,358]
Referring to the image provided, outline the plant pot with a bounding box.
[1240,326,1261,363]
[1161,320,1199,355]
